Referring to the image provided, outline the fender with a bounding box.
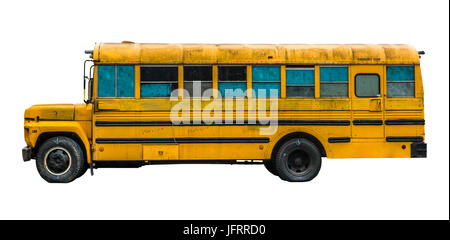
[264,126,328,159]
[24,121,92,163]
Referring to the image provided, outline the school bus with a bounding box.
[23,42,427,183]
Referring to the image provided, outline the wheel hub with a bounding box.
[287,150,311,175]
[44,147,72,175]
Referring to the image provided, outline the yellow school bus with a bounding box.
[23,42,427,183]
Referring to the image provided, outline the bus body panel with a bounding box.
[24,43,426,167]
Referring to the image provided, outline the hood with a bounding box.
[24,104,75,121]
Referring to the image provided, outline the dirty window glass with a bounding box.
[286,66,315,98]
[98,65,134,98]
[141,66,178,97]
[386,66,415,97]
[355,74,380,97]
[184,66,212,97]
[252,66,280,98]
[218,66,246,97]
[320,66,348,98]
[117,66,135,97]
[98,65,115,97]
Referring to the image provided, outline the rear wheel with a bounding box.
[263,160,278,176]
[274,138,322,182]
[36,136,84,183]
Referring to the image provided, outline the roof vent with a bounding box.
[122,40,135,44]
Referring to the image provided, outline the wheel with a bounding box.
[76,162,89,179]
[263,160,278,176]
[274,138,322,182]
[36,136,85,183]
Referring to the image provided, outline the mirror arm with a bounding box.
[83,60,93,104]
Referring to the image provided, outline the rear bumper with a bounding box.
[22,146,33,162]
[411,142,427,158]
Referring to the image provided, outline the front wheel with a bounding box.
[36,136,85,183]
[274,138,322,182]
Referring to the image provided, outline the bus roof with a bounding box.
[93,43,420,65]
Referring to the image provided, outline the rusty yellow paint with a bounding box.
[93,43,420,65]
[24,104,75,121]
[143,144,179,160]
[314,66,320,98]
[135,65,140,99]
[213,65,218,98]
[415,65,424,98]
[24,42,425,166]
[178,65,183,99]
[23,117,92,163]
[93,65,98,102]
[280,65,286,98]
[93,98,352,113]
[246,65,252,98]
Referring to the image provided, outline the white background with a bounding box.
[0,0,448,220]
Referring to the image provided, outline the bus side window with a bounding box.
[98,65,135,98]
[140,66,178,97]
[184,66,212,98]
[320,66,348,98]
[218,66,247,98]
[386,66,415,97]
[252,66,280,98]
[286,66,315,98]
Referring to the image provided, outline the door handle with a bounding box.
[369,99,381,112]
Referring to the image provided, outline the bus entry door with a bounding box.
[350,65,385,139]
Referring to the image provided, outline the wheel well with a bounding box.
[271,132,327,160]
[33,132,88,164]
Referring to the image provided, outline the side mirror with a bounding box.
[83,60,94,103]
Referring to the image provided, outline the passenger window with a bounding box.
[386,66,415,97]
[184,66,212,97]
[320,66,348,98]
[141,66,178,97]
[98,65,135,98]
[355,74,380,97]
[218,66,247,97]
[252,66,280,98]
[286,66,315,98]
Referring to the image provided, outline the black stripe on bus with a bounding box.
[353,120,383,125]
[386,136,424,142]
[278,120,350,126]
[385,119,425,125]
[95,137,270,144]
[95,120,351,127]
[328,137,351,143]
[96,121,173,126]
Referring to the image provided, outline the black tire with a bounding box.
[36,136,84,183]
[76,163,89,179]
[275,138,322,182]
[263,160,278,176]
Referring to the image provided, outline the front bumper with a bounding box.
[22,146,33,162]
[411,142,427,158]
